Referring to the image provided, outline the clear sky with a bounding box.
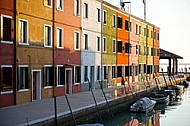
[105,0,190,64]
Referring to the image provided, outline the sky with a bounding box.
[105,0,190,64]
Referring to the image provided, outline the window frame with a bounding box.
[44,0,52,7]
[103,37,107,52]
[74,0,80,16]
[18,65,29,92]
[83,3,88,18]
[1,14,13,44]
[117,17,122,29]
[56,0,63,11]
[18,18,29,45]
[97,36,101,52]
[97,66,100,81]
[84,66,88,82]
[57,65,65,86]
[0,65,13,94]
[103,10,107,25]
[84,33,88,50]
[44,24,52,47]
[74,66,81,84]
[97,8,101,22]
[44,65,54,88]
[57,27,63,48]
[112,39,116,53]
[74,31,80,50]
[112,14,116,27]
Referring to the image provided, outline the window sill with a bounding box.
[57,85,64,87]
[56,8,63,11]
[44,5,52,8]
[57,47,64,49]
[74,83,80,85]
[19,43,29,46]
[0,90,13,94]
[44,86,53,89]
[1,41,13,44]
[18,89,29,92]
[44,45,52,48]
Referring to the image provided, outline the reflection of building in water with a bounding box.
[154,110,160,126]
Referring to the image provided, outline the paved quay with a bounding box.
[0,75,185,126]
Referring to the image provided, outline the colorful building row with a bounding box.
[0,0,160,107]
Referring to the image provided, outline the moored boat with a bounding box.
[130,97,156,113]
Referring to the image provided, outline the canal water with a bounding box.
[102,85,190,126]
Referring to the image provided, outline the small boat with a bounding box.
[130,97,156,113]
[150,95,169,104]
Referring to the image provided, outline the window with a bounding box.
[84,66,88,82]
[104,66,107,79]
[139,26,141,34]
[112,39,116,53]
[125,66,131,76]
[138,64,141,74]
[151,48,154,56]
[57,66,65,85]
[147,65,152,74]
[125,43,131,53]
[136,24,138,34]
[103,10,107,24]
[112,66,116,78]
[19,66,29,90]
[147,47,149,55]
[1,15,12,43]
[19,19,28,44]
[44,66,54,87]
[74,0,80,16]
[125,20,131,31]
[112,14,116,27]
[0,66,12,92]
[57,0,63,10]
[117,17,122,29]
[151,31,153,38]
[44,0,52,7]
[84,34,88,50]
[103,37,107,52]
[74,31,80,50]
[75,66,81,83]
[44,25,52,47]
[97,66,100,80]
[157,33,159,40]
[144,46,146,55]
[97,8,100,22]
[144,64,146,73]
[97,36,100,51]
[57,27,63,48]
[139,45,141,55]
[117,41,122,53]
[157,49,160,56]
[84,3,88,18]
[144,28,149,37]
[154,32,156,39]
[117,66,122,77]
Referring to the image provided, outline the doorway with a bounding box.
[66,68,72,94]
[90,66,95,89]
[32,70,41,101]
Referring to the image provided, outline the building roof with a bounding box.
[160,48,183,59]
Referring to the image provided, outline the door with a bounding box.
[90,66,94,89]
[132,66,135,82]
[32,70,41,101]
[66,69,72,94]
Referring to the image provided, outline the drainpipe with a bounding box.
[100,1,103,88]
[52,0,55,96]
[13,0,17,105]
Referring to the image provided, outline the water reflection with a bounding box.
[103,86,190,126]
